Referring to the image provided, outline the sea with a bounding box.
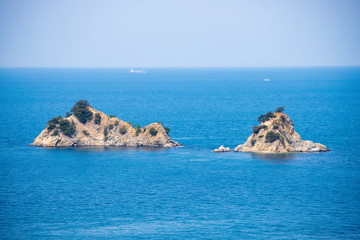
[0,67,359,239]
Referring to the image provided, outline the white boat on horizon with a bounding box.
[263,78,270,81]
[129,69,146,73]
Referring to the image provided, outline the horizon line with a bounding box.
[0,65,360,69]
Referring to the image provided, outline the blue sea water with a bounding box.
[0,67,360,239]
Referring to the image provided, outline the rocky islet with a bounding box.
[32,100,180,147]
[33,103,328,153]
[233,107,329,153]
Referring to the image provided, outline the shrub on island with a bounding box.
[164,127,171,134]
[275,106,285,113]
[94,113,101,124]
[257,112,276,123]
[134,125,142,136]
[51,129,59,136]
[280,115,286,123]
[149,127,158,136]
[157,123,171,135]
[103,126,108,140]
[47,116,62,130]
[119,126,127,135]
[103,126,108,137]
[59,119,76,137]
[71,100,93,124]
[265,131,281,143]
[252,125,268,134]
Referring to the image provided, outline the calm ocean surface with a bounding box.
[0,67,359,239]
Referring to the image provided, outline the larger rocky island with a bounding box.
[32,100,180,147]
[234,107,329,153]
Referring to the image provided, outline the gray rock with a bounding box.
[213,145,231,152]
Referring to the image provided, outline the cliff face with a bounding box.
[234,112,328,153]
[32,105,180,148]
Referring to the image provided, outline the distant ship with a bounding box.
[263,78,270,81]
[129,69,146,73]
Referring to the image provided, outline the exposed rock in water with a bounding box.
[234,110,329,153]
[31,101,180,148]
[213,145,231,152]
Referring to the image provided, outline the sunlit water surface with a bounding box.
[0,67,359,239]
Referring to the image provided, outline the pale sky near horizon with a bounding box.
[0,0,359,68]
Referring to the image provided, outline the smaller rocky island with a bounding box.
[234,107,329,153]
[32,100,180,148]
[213,145,231,152]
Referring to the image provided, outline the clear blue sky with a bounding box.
[0,0,359,67]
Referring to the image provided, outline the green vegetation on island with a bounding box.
[51,129,59,136]
[135,125,141,136]
[119,126,127,135]
[252,125,268,134]
[94,113,101,124]
[47,116,62,130]
[59,119,76,137]
[71,100,93,124]
[257,112,276,123]
[257,107,285,123]
[265,131,281,143]
[149,127,158,136]
[164,127,171,134]
[103,126,108,140]
[275,106,285,113]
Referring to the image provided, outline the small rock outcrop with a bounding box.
[234,108,329,153]
[213,145,231,152]
[32,100,180,148]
